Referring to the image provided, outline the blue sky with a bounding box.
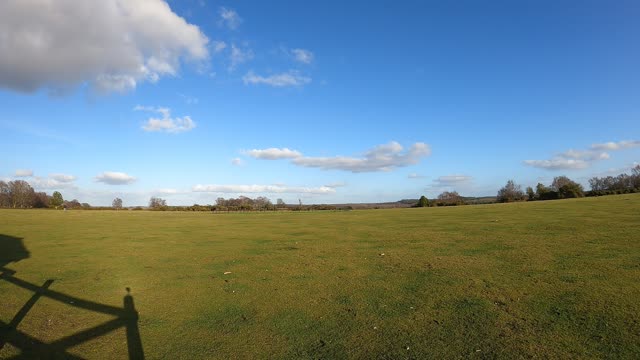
[1,0,639,206]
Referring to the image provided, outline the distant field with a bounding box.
[1,194,639,359]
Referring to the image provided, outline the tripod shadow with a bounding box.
[0,234,145,359]
[0,234,29,268]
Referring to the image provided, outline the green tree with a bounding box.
[525,186,535,201]
[417,195,429,207]
[51,191,64,209]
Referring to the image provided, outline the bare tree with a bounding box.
[0,181,10,207]
[9,180,35,208]
[33,192,50,208]
[551,176,573,191]
[112,197,123,210]
[149,197,167,210]
[436,191,463,206]
[497,180,525,203]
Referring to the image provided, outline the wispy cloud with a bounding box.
[179,93,199,105]
[244,148,302,160]
[243,70,311,87]
[433,175,473,186]
[291,48,314,64]
[30,175,78,190]
[524,159,591,170]
[231,158,244,166]
[291,142,431,173]
[15,169,33,177]
[525,140,639,170]
[229,44,253,71]
[192,184,335,194]
[95,172,136,185]
[49,173,77,183]
[324,182,346,188]
[559,149,610,161]
[155,188,182,195]
[591,140,640,151]
[218,7,242,30]
[212,40,227,53]
[135,106,196,133]
[408,173,425,179]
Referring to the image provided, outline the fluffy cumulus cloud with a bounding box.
[243,71,311,87]
[135,106,196,133]
[291,49,314,64]
[15,169,33,177]
[0,0,209,94]
[95,172,136,185]
[244,148,302,160]
[192,184,335,194]
[218,7,242,30]
[291,142,431,173]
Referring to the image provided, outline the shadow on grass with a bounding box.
[0,235,30,268]
[0,234,144,359]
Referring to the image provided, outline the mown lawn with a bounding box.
[1,194,639,359]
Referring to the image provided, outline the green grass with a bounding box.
[1,194,639,359]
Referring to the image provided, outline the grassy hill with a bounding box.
[1,194,639,358]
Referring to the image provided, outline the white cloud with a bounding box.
[523,141,636,170]
[523,159,590,170]
[212,41,227,53]
[15,169,33,177]
[179,93,199,105]
[155,188,181,195]
[135,106,196,133]
[291,49,314,64]
[95,172,136,185]
[229,44,253,71]
[231,158,244,166]
[434,175,473,185]
[192,184,335,194]
[324,182,346,188]
[408,173,425,179]
[559,149,610,161]
[292,142,431,173]
[591,140,640,151]
[244,148,302,160]
[49,173,77,183]
[30,176,78,190]
[243,70,311,87]
[0,0,209,94]
[218,7,242,30]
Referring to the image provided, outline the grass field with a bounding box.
[1,195,639,359]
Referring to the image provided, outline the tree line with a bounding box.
[0,180,88,209]
[414,164,640,207]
